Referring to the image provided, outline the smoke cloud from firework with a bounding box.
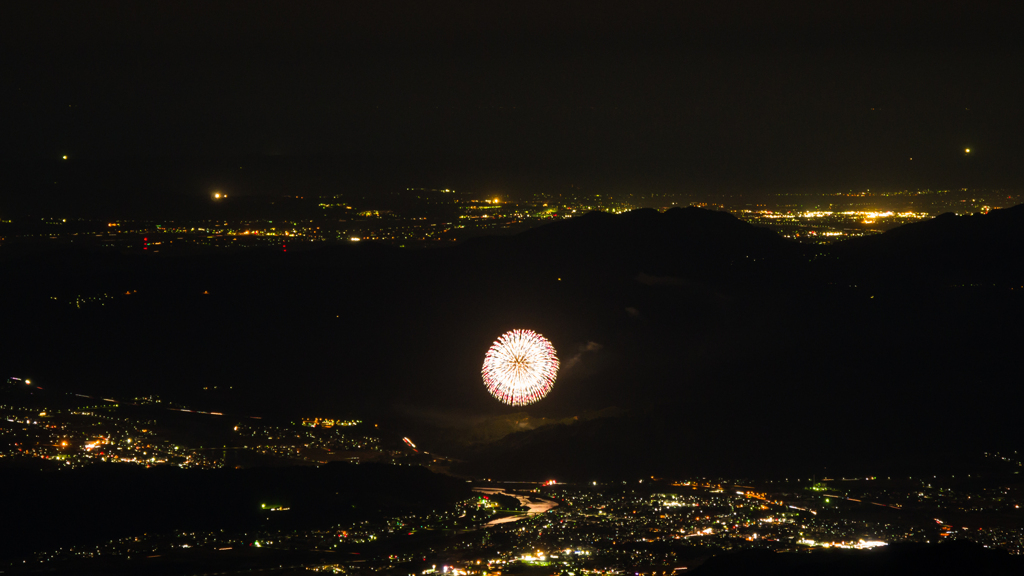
[563,341,604,371]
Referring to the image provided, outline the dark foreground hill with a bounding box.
[2,206,1023,479]
[445,205,1024,479]
[0,462,469,561]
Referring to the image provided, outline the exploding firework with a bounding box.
[482,329,559,406]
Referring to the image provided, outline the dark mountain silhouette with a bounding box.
[843,203,1024,253]
[455,207,805,284]
[832,203,1024,286]
[2,205,1022,480]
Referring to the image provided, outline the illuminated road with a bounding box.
[472,487,559,526]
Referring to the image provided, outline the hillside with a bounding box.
[1,206,1022,479]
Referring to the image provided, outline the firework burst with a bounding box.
[482,329,559,406]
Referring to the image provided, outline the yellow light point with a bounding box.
[965,148,970,153]
[213,192,222,199]
[62,155,67,160]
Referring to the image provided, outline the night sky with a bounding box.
[2,2,1023,197]
[3,2,1024,488]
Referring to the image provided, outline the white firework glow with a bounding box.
[482,329,559,406]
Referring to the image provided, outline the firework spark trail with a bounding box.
[482,329,559,406]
